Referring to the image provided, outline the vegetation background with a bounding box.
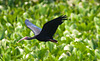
[0,0,100,61]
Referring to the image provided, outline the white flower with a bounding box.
[26,54,29,58]
[19,48,24,54]
[2,39,6,42]
[6,23,11,27]
[25,2,28,5]
[23,12,27,15]
[86,46,89,48]
[64,44,70,50]
[61,37,66,41]
[17,22,22,29]
[5,30,7,35]
[59,53,67,60]
[75,38,80,42]
[0,5,3,9]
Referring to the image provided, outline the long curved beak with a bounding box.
[17,37,28,43]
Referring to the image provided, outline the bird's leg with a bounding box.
[17,36,28,43]
[49,39,58,43]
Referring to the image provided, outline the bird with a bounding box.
[17,15,67,43]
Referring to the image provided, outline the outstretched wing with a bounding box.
[25,19,42,35]
[39,15,67,37]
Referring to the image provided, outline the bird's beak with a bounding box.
[17,37,28,43]
[49,39,58,43]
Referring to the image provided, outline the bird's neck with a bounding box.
[27,36,36,40]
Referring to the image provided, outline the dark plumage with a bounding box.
[17,15,67,43]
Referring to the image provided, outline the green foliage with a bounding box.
[0,0,100,61]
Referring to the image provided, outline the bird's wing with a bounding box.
[39,15,67,37]
[25,19,42,35]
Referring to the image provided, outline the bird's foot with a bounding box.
[49,39,58,43]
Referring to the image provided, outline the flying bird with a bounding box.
[17,15,67,43]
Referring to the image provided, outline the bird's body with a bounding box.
[17,15,67,43]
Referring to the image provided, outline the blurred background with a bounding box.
[0,0,100,61]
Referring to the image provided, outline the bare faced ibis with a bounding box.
[17,15,67,43]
